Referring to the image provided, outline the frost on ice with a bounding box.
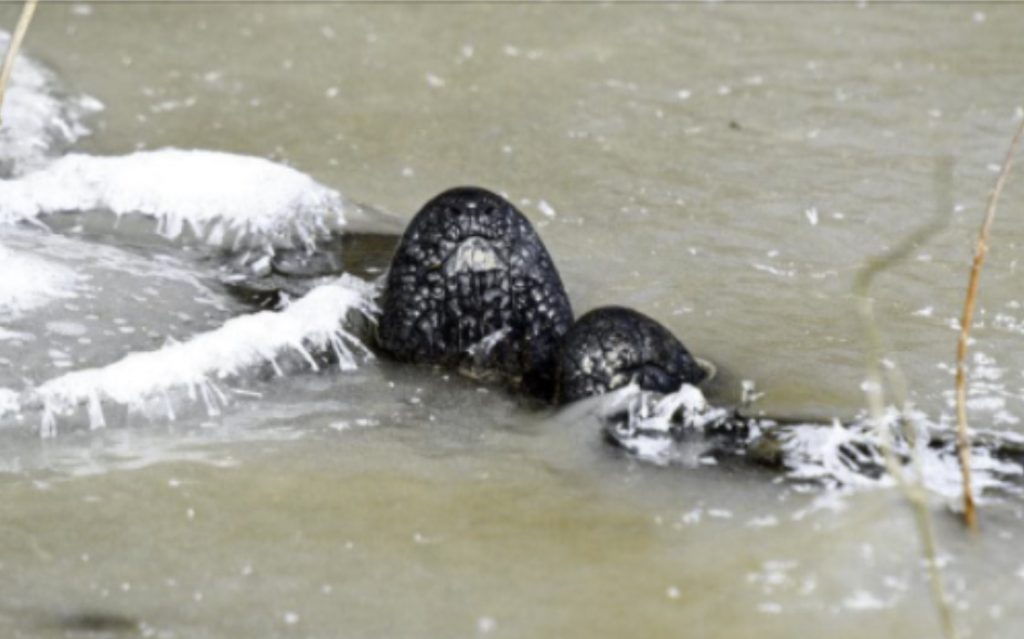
[0,244,80,318]
[7,275,380,436]
[0,149,370,251]
[1,28,396,250]
[0,388,17,420]
[601,384,1024,499]
[0,29,102,176]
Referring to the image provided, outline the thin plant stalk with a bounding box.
[0,0,40,126]
[853,157,957,639]
[954,116,1024,531]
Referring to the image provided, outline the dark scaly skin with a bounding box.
[224,187,704,405]
[377,187,574,398]
[556,306,707,404]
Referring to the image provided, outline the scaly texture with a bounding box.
[557,306,706,403]
[15,274,379,436]
[377,187,573,397]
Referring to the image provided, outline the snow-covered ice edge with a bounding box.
[1,274,379,436]
[601,383,1024,501]
[0,149,366,250]
[0,29,102,176]
[0,243,80,317]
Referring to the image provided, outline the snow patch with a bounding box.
[602,384,1024,498]
[843,590,887,611]
[0,244,80,317]
[599,383,732,466]
[0,388,18,418]
[760,409,1022,498]
[0,149,355,251]
[0,29,102,176]
[0,327,33,341]
[9,275,378,436]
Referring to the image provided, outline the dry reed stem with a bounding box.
[853,158,957,639]
[954,116,1024,532]
[0,0,40,126]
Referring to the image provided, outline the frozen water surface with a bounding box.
[0,149,356,250]
[2,4,1024,639]
[0,29,100,176]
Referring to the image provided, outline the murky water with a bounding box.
[3,2,1024,637]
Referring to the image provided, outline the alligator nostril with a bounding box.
[443,236,506,276]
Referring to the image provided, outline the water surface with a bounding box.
[2,3,1024,638]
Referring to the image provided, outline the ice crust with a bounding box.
[6,275,379,436]
[0,149,357,250]
[0,244,80,317]
[606,384,1023,500]
[1,30,371,250]
[774,411,1023,498]
[0,388,17,418]
[0,30,102,176]
[0,47,382,434]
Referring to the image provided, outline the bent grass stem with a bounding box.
[954,116,1024,531]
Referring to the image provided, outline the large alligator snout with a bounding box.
[376,186,574,398]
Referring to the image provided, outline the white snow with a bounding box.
[599,383,730,466]
[9,274,378,436]
[772,409,1022,498]
[746,515,779,528]
[843,590,887,610]
[0,244,80,317]
[804,207,819,226]
[0,149,355,250]
[0,30,102,176]
[0,327,33,341]
[537,200,557,218]
[606,384,1023,498]
[0,388,17,419]
[778,419,890,489]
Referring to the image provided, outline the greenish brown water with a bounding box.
[3,3,1024,638]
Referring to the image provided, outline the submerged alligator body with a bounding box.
[224,185,1024,493]
[229,185,709,403]
[373,186,708,404]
